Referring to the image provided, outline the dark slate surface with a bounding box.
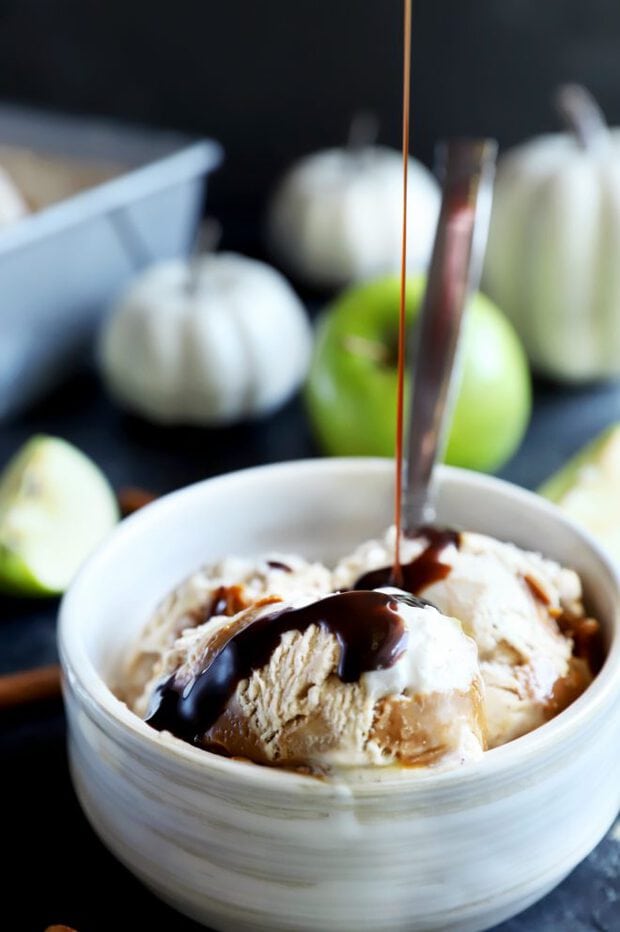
[2,371,620,931]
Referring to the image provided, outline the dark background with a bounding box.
[1,0,619,242]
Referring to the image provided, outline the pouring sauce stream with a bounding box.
[393,0,413,584]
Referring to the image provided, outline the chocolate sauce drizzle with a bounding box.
[146,590,424,743]
[354,527,460,594]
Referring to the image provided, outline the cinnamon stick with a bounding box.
[117,485,157,517]
[0,663,62,711]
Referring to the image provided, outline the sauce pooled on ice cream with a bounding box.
[354,528,460,593]
[146,590,425,743]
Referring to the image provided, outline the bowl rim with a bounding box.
[59,457,620,795]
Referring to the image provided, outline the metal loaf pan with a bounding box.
[0,105,223,418]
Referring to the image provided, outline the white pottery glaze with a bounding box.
[59,459,620,932]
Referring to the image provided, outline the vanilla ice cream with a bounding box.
[140,588,486,771]
[334,527,596,747]
[123,526,600,773]
[123,553,331,710]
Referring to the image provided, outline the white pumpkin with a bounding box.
[267,145,440,289]
[483,85,620,382]
[99,253,313,425]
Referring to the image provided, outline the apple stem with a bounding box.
[555,84,610,152]
[342,334,391,365]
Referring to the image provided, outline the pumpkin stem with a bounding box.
[347,111,380,153]
[187,218,223,294]
[194,217,222,256]
[555,84,609,151]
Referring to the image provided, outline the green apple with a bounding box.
[305,274,531,472]
[0,435,119,596]
[539,424,620,561]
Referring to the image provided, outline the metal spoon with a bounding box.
[402,138,497,534]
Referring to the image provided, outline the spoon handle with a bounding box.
[403,138,497,534]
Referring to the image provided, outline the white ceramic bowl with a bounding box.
[59,459,620,932]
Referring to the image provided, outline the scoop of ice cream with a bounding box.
[334,527,595,747]
[141,587,486,771]
[123,554,332,709]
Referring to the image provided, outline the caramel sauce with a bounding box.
[545,656,593,719]
[516,575,604,678]
[146,590,425,743]
[209,584,250,620]
[370,682,486,767]
[523,574,551,606]
[393,0,413,583]
[556,611,605,674]
[354,527,460,594]
[183,584,251,633]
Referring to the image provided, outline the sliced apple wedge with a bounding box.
[0,435,119,596]
[539,424,620,562]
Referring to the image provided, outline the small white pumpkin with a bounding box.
[267,144,440,289]
[99,253,313,425]
[483,85,620,382]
